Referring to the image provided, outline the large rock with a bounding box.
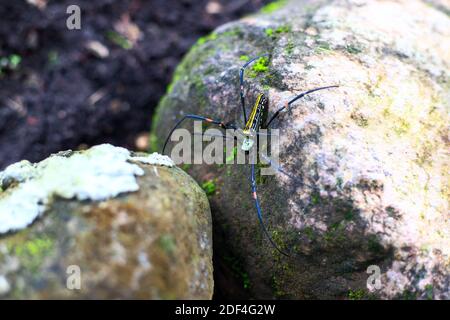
[0,144,213,299]
[152,0,449,299]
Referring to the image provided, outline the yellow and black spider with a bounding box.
[163,54,338,257]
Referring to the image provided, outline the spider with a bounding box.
[162,54,338,257]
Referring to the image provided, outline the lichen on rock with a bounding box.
[152,0,449,299]
[0,144,174,234]
[0,144,212,299]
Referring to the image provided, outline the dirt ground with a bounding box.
[0,0,270,169]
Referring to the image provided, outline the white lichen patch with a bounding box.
[0,160,36,186]
[0,144,174,234]
[130,152,174,167]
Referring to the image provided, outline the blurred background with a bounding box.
[0,0,271,170]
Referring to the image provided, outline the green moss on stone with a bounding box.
[367,235,384,254]
[315,42,333,54]
[402,290,418,300]
[260,0,288,14]
[303,226,315,240]
[159,234,177,255]
[251,56,270,74]
[271,272,292,298]
[223,254,251,290]
[336,177,344,189]
[14,237,53,257]
[239,55,250,62]
[275,25,291,34]
[265,28,274,37]
[394,118,410,135]
[201,180,217,196]
[266,25,291,39]
[425,284,434,300]
[324,222,347,243]
[196,33,218,46]
[270,229,288,251]
[285,40,295,55]
[149,133,159,153]
[225,146,238,164]
[311,192,321,205]
[180,163,192,171]
[10,236,54,272]
[351,112,369,127]
[345,44,363,54]
[348,289,366,300]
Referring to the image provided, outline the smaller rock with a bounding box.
[0,144,213,299]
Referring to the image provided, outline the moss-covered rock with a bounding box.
[0,144,213,299]
[152,0,449,299]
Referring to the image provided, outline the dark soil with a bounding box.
[0,0,270,169]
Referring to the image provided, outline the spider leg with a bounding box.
[194,132,232,140]
[250,163,290,257]
[259,153,298,182]
[265,85,338,128]
[239,54,269,124]
[162,114,236,155]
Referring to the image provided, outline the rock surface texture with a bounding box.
[153,0,449,299]
[0,144,213,299]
